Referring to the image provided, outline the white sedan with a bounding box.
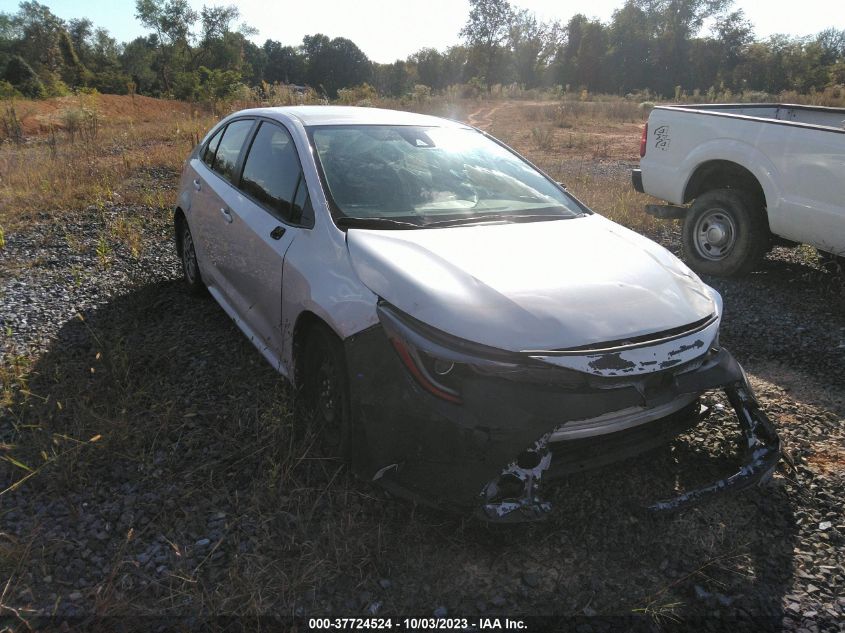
[175,106,779,522]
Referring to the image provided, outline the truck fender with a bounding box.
[681,139,783,218]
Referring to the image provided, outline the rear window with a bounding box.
[211,119,253,183]
[201,128,223,168]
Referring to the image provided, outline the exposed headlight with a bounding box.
[377,301,585,403]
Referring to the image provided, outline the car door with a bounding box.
[190,118,255,300]
[212,119,313,371]
[186,124,224,281]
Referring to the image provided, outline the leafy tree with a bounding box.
[508,10,559,88]
[829,60,845,86]
[262,40,305,85]
[4,54,44,97]
[638,0,731,94]
[0,0,843,104]
[325,37,371,96]
[460,0,514,88]
[67,17,93,65]
[815,28,845,68]
[196,5,253,74]
[576,20,608,91]
[58,29,91,87]
[302,34,370,98]
[11,1,65,74]
[552,14,588,88]
[732,40,775,91]
[380,60,415,96]
[197,65,242,101]
[135,0,197,93]
[409,48,443,90]
[121,35,159,94]
[712,10,753,87]
[241,39,265,86]
[441,46,469,86]
[89,28,130,93]
[135,0,196,45]
[607,2,652,92]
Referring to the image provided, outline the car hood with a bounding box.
[345,214,718,351]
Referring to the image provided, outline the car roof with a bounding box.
[228,105,470,129]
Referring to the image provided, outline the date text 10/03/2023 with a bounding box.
[308,618,528,630]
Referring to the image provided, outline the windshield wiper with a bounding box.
[422,213,580,228]
[336,212,584,231]
[335,217,423,230]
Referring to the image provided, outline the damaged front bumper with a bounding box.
[343,312,781,523]
[479,378,780,522]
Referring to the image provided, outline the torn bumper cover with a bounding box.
[343,304,781,523]
[646,382,780,512]
[479,380,780,521]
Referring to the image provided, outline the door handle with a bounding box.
[193,178,201,191]
[220,208,233,223]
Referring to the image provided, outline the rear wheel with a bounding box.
[178,218,205,295]
[301,324,352,457]
[682,188,769,277]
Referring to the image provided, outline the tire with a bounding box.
[818,250,845,275]
[301,324,352,458]
[178,218,205,295]
[681,189,769,277]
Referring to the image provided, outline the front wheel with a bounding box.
[681,188,770,277]
[301,325,352,458]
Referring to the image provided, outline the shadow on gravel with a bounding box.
[3,278,800,627]
[705,255,845,421]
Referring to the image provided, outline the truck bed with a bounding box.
[660,103,845,132]
[636,102,845,270]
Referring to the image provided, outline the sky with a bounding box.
[3,0,842,64]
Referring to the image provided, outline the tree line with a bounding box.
[1,0,843,102]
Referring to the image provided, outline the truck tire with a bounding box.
[818,250,845,275]
[682,189,769,277]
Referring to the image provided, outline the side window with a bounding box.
[240,121,305,222]
[290,179,313,226]
[211,119,253,183]
[201,127,223,168]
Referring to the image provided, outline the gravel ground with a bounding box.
[1,199,843,631]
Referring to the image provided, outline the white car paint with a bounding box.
[346,214,717,354]
[639,103,845,255]
[178,106,723,386]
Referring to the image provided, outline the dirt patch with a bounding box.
[466,103,505,128]
[805,449,845,476]
[462,100,645,165]
[9,94,198,135]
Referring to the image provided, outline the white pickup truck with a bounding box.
[632,103,845,276]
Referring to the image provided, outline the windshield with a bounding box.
[309,125,586,227]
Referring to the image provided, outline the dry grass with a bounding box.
[0,94,217,231]
[0,93,657,239]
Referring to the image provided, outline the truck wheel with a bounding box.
[818,250,845,275]
[682,189,769,277]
